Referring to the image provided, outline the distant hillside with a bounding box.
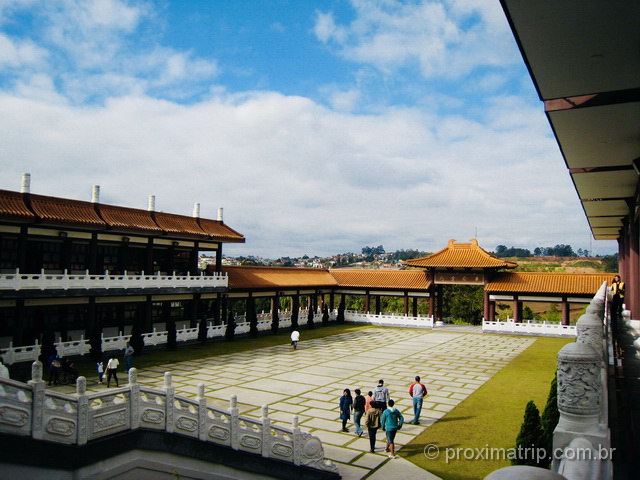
[505,256,616,274]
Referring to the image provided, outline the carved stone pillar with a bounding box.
[553,342,608,471]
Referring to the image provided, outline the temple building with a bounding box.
[0,175,244,348]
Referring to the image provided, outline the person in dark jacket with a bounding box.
[353,388,366,437]
[339,388,353,432]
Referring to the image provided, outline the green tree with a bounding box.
[539,376,559,468]
[442,285,484,324]
[513,400,544,467]
[225,310,236,340]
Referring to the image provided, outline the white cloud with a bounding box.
[313,11,347,44]
[314,0,519,79]
[0,0,217,102]
[0,32,46,69]
[0,89,610,257]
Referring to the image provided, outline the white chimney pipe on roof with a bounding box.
[193,202,200,218]
[21,173,31,193]
[217,207,223,222]
[148,195,156,212]
[91,185,100,203]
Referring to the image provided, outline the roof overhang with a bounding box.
[501,0,640,241]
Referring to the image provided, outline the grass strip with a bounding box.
[401,335,573,480]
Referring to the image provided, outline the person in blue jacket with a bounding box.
[381,399,404,458]
[339,388,353,432]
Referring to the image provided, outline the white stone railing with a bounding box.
[1,316,302,365]
[482,319,577,337]
[0,363,337,475]
[344,310,434,328]
[0,268,227,291]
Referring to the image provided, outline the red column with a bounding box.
[619,236,626,280]
[436,285,443,321]
[561,297,569,325]
[375,296,381,315]
[489,301,495,321]
[514,297,522,322]
[630,218,640,319]
[412,297,418,317]
[483,290,490,320]
[364,291,370,313]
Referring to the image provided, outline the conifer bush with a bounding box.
[307,306,315,329]
[130,324,144,356]
[513,400,544,467]
[225,310,236,340]
[539,376,559,468]
[166,318,177,350]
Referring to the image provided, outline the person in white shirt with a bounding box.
[106,356,120,387]
[373,379,390,410]
[291,330,300,350]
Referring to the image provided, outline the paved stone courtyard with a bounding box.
[56,328,535,479]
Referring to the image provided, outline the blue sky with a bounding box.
[0,0,616,257]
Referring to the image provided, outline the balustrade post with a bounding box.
[28,360,45,440]
[197,383,207,441]
[230,394,239,450]
[76,376,89,445]
[261,405,270,458]
[553,342,607,472]
[164,372,175,433]
[128,368,140,430]
[292,415,301,466]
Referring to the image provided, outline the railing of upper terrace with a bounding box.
[0,364,337,475]
[0,269,227,291]
[483,281,612,480]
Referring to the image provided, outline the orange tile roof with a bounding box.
[486,272,612,295]
[29,193,106,227]
[404,239,518,269]
[98,204,162,233]
[198,218,245,242]
[224,266,338,289]
[329,269,431,290]
[0,189,35,220]
[153,211,207,237]
[0,188,245,242]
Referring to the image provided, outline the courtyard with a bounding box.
[49,326,548,479]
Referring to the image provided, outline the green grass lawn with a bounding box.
[401,335,573,480]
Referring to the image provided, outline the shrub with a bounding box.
[513,400,544,467]
[539,376,559,468]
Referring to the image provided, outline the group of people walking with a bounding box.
[339,377,427,458]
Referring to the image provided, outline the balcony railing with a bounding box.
[0,269,227,291]
[0,366,337,476]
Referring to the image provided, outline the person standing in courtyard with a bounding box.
[339,388,353,432]
[353,388,365,437]
[291,329,300,350]
[408,375,428,424]
[97,360,104,384]
[381,399,404,458]
[106,355,120,387]
[373,379,390,410]
[123,341,134,372]
[364,401,382,453]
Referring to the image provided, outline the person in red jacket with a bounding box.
[409,375,427,425]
